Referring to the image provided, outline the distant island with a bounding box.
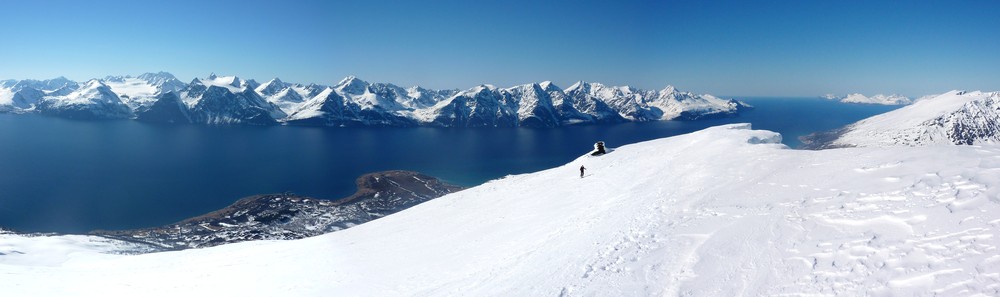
[820,93,913,105]
[1,72,750,127]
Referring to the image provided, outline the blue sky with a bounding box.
[1,0,998,97]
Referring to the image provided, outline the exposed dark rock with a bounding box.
[136,92,192,124]
[189,86,284,125]
[591,141,607,156]
[91,170,463,250]
[798,128,854,150]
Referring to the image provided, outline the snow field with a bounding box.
[0,123,998,296]
[833,90,1000,147]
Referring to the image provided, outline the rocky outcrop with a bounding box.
[91,170,463,250]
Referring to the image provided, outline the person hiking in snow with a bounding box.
[580,165,586,178]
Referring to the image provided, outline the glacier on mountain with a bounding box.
[103,72,186,110]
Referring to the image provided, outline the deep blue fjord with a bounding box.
[0,97,900,233]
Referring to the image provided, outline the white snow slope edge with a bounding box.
[2,124,999,296]
[815,90,1000,148]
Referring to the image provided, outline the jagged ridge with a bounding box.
[802,90,1000,148]
[1,72,750,126]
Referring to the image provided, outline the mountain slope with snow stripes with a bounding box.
[803,90,1000,148]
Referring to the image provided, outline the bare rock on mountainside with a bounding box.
[801,90,1000,149]
[91,170,463,250]
[2,72,750,126]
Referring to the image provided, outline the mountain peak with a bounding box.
[335,76,369,94]
[83,79,106,88]
[256,78,289,96]
[566,81,590,92]
[803,90,1000,148]
[337,75,367,86]
[228,77,243,88]
[540,81,563,93]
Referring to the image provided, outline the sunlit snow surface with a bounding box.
[832,91,1000,147]
[2,124,999,296]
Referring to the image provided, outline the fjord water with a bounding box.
[0,98,900,233]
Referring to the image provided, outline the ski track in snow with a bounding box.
[1,124,999,296]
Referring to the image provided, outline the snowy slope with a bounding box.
[649,85,750,120]
[254,78,312,114]
[0,234,157,266]
[416,84,520,127]
[0,77,79,111]
[0,87,14,111]
[513,83,561,127]
[803,90,1000,148]
[199,73,257,93]
[562,81,746,122]
[176,74,287,125]
[3,124,999,296]
[103,72,186,110]
[36,79,133,119]
[287,77,442,126]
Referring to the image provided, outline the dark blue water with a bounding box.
[0,98,900,233]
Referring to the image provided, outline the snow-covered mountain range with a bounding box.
[2,124,998,295]
[1,72,750,126]
[821,93,913,105]
[802,90,1000,148]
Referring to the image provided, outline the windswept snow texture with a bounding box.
[803,90,1000,148]
[2,124,999,296]
[1,73,747,126]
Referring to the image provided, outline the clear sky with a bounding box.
[1,0,998,97]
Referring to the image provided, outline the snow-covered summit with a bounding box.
[137,72,186,91]
[3,124,998,296]
[35,79,132,119]
[334,75,369,95]
[564,81,748,121]
[802,90,1000,148]
[254,78,287,96]
[3,73,749,126]
[198,74,252,93]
